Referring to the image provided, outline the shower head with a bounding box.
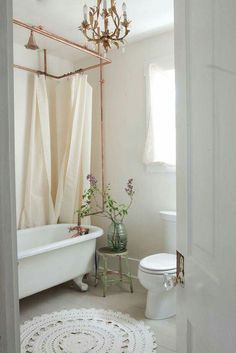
[25,30,39,50]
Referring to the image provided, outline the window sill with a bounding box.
[144,162,176,174]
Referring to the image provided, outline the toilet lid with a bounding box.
[139,253,176,273]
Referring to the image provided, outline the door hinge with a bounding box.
[176,251,185,287]
[163,251,185,290]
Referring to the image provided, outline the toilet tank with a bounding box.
[160,211,176,254]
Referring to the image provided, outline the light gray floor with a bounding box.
[20,278,176,353]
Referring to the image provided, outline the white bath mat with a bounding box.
[21,308,157,353]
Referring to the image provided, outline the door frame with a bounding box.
[0,0,20,352]
[174,0,189,351]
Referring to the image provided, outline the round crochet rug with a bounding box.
[21,308,157,353]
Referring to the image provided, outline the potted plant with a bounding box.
[76,175,135,252]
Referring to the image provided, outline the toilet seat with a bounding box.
[139,267,176,275]
[139,253,176,275]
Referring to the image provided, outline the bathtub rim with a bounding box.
[17,224,103,260]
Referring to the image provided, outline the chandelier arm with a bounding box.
[96,6,100,21]
[84,24,102,41]
[85,31,112,45]
[111,8,121,33]
[89,1,100,15]
[83,22,129,43]
[91,27,101,38]
[111,4,120,20]
[108,12,121,39]
[97,21,129,42]
[107,27,129,42]
[104,13,109,33]
[83,29,99,43]
[117,28,130,41]
[87,4,99,28]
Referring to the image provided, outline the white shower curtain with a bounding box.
[19,74,92,228]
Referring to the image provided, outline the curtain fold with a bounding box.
[19,74,92,228]
[55,75,92,223]
[20,76,56,228]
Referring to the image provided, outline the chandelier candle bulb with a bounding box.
[90,12,94,26]
[103,0,107,10]
[122,2,127,12]
[122,2,127,19]
[83,4,88,21]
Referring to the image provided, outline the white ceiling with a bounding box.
[13,0,174,62]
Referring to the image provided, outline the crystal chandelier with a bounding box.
[79,0,131,52]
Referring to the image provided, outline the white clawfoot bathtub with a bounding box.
[17,224,103,299]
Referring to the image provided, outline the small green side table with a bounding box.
[95,247,134,297]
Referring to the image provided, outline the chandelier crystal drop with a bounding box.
[79,0,131,52]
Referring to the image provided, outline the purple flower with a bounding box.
[125,178,134,196]
[87,174,97,187]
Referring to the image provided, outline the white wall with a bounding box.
[79,31,176,276]
[14,43,74,227]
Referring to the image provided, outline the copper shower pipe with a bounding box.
[98,34,105,210]
[13,18,111,63]
[13,18,111,78]
[13,60,111,79]
[43,49,47,74]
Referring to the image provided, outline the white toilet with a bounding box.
[138,211,177,320]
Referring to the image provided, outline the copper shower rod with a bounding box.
[13,18,111,63]
[13,18,111,78]
[13,60,110,79]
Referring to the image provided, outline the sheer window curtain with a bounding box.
[143,62,176,167]
[19,74,92,228]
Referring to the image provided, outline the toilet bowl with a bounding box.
[138,253,176,320]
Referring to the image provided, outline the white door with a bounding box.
[175,0,236,352]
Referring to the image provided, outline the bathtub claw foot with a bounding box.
[73,276,89,292]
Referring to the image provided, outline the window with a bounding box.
[143,59,176,170]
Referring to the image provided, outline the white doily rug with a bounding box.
[21,308,157,353]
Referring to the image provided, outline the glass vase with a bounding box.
[107,221,127,252]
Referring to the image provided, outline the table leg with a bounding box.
[95,252,99,287]
[102,255,108,297]
[124,255,133,293]
[119,255,123,282]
